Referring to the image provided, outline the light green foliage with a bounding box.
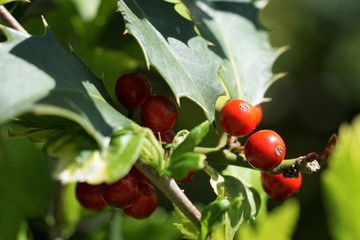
[173,205,200,240]
[205,168,261,240]
[236,199,300,240]
[166,121,209,179]
[322,115,360,240]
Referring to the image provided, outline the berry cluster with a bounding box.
[115,72,195,184]
[75,167,158,219]
[75,72,195,218]
[220,99,302,201]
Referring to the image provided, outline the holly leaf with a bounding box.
[165,121,209,179]
[0,0,29,4]
[200,199,231,240]
[0,23,163,183]
[207,168,261,239]
[184,0,284,105]
[173,205,200,240]
[117,0,225,122]
[170,121,210,160]
[321,115,360,240]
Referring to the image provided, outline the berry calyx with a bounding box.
[141,95,178,132]
[244,130,286,171]
[220,99,257,137]
[101,174,138,209]
[254,104,263,127]
[283,164,299,178]
[115,73,152,111]
[261,172,302,201]
[123,181,159,219]
[75,182,106,211]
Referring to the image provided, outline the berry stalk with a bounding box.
[134,160,201,229]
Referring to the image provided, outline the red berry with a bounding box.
[141,95,178,132]
[101,174,138,209]
[176,170,196,184]
[261,172,302,201]
[115,73,152,110]
[244,130,286,171]
[123,182,158,219]
[75,182,106,211]
[220,99,257,137]
[130,166,152,184]
[254,104,263,127]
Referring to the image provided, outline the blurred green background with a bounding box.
[1,0,360,239]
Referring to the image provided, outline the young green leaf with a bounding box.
[171,121,210,160]
[173,205,200,240]
[322,115,360,240]
[165,121,209,179]
[207,167,261,239]
[165,152,205,180]
[200,199,231,240]
[117,0,225,122]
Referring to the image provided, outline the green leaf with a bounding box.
[48,127,162,184]
[165,121,209,179]
[321,115,360,240]
[200,199,231,240]
[0,23,165,183]
[173,205,200,240]
[171,121,210,160]
[69,0,101,22]
[207,168,261,240]
[236,199,300,240]
[222,166,268,221]
[0,125,53,238]
[0,0,29,4]
[166,152,205,180]
[0,23,137,148]
[184,0,283,105]
[117,0,225,122]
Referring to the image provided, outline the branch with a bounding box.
[134,160,202,230]
[0,5,27,33]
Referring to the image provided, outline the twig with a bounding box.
[134,160,202,229]
[0,5,27,33]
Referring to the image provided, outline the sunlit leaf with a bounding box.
[322,115,360,240]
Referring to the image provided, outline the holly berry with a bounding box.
[123,181,159,219]
[141,95,178,132]
[101,174,139,209]
[115,72,152,111]
[130,166,152,185]
[261,172,302,201]
[244,130,286,171]
[254,104,263,127]
[75,182,106,211]
[220,99,257,137]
